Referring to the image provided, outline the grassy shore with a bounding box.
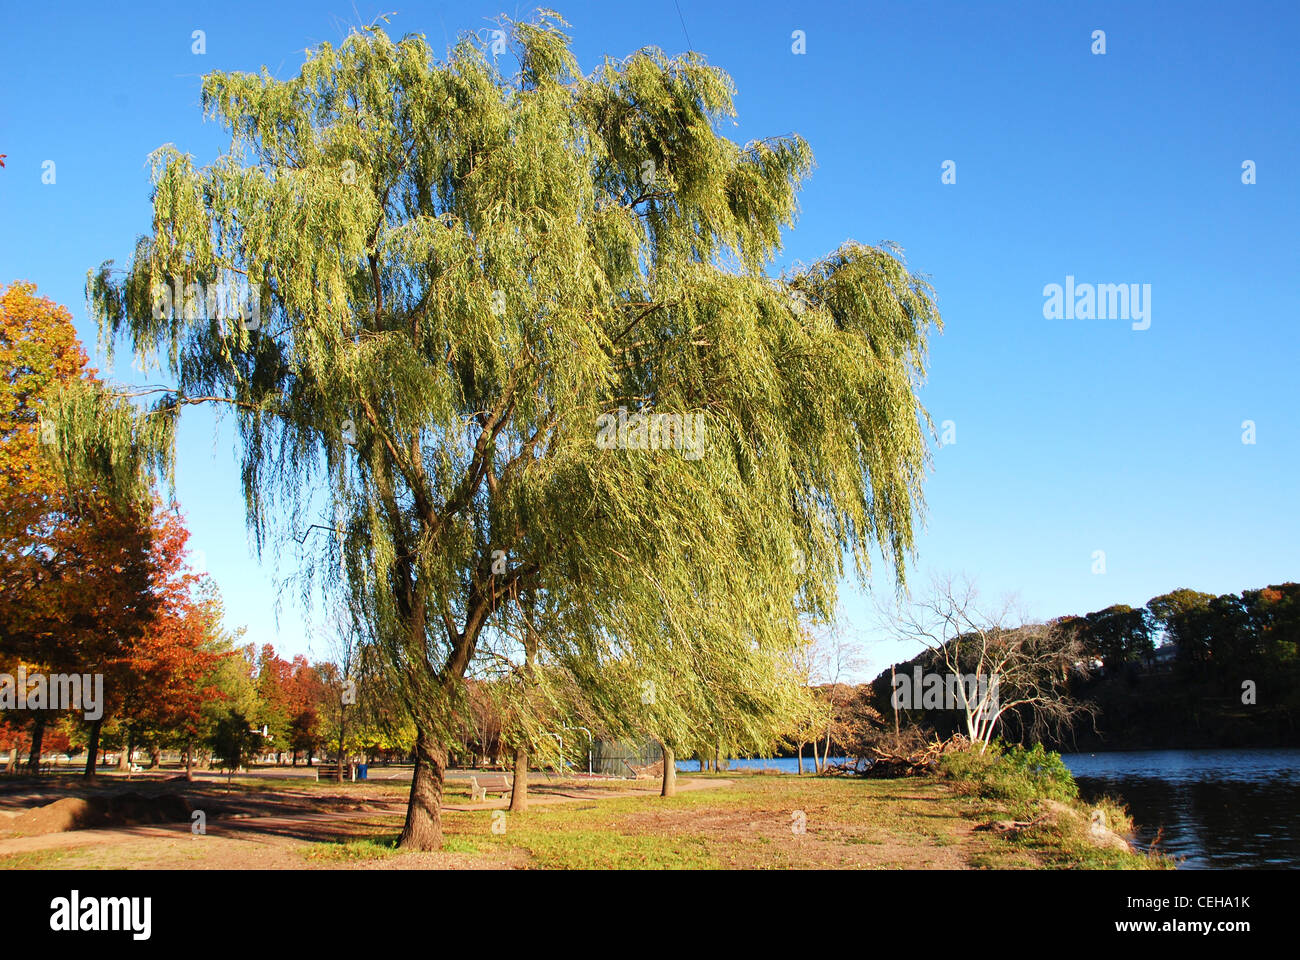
[0,755,1170,869]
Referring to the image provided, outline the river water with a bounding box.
[1061,748,1300,869]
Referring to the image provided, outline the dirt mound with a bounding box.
[9,797,107,834]
[4,792,193,837]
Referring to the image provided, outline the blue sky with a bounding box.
[2,1,1296,676]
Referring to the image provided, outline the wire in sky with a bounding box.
[672,0,695,52]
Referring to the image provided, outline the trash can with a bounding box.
[356,763,368,780]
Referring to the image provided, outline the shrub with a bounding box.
[939,740,1077,805]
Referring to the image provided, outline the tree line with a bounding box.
[0,282,395,778]
[851,581,1300,753]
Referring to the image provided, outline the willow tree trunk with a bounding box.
[83,717,103,778]
[509,598,537,814]
[660,745,676,797]
[26,714,46,774]
[509,744,528,812]
[797,743,804,774]
[398,727,445,850]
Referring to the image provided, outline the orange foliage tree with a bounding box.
[0,282,217,775]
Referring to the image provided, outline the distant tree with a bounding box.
[889,576,1096,752]
[250,645,294,762]
[109,510,222,777]
[1147,589,1216,666]
[1242,584,1300,667]
[210,710,263,783]
[800,621,866,772]
[1083,604,1153,670]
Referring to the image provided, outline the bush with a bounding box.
[939,740,1077,805]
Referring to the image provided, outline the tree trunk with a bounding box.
[27,713,46,774]
[891,663,901,738]
[118,734,132,774]
[509,594,537,814]
[336,708,346,783]
[797,743,804,774]
[398,727,445,850]
[184,738,194,782]
[509,744,528,812]
[84,718,103,778]
[660,745,676,797]
[150,745,161,769]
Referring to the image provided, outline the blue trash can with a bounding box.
[356,763,368,780]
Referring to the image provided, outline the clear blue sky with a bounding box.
[2,1,1296,676]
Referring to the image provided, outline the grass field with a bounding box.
[0,768,1169,870]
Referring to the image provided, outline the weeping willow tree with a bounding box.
[56,11,941,849]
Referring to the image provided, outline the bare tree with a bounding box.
[796,619,867,772]
[887,575,1095,752]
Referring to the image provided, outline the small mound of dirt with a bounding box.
[9,797,108,834]
[5,792,193,836]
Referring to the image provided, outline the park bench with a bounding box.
[314,763,351,782]
[468,773,512,801]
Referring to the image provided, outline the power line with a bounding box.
[672,0,694,52]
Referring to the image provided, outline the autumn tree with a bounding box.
[57,14,941,847]
[0,282,162,774]
[109,510,221,773]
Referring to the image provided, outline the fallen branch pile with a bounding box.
[862,734,971,778]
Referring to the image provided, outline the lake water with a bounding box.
[676,756,849,773]
[1061,748,1300,869]
[681,748,1300,868]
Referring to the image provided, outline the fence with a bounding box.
[589,738,662,777]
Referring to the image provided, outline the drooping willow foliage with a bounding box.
[59,11,940,826]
